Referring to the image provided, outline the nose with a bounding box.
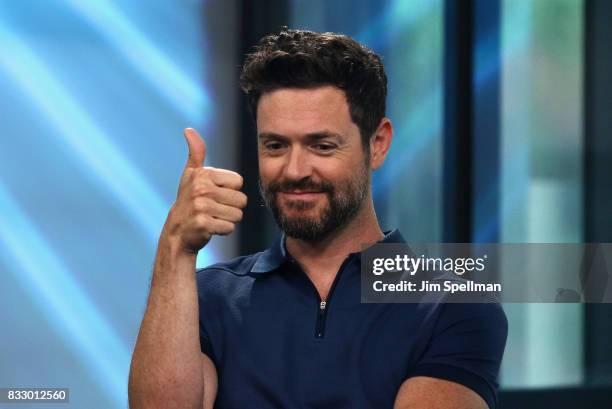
[283,145,312,181]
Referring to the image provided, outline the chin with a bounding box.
[279,206,324,223]
[281,204,324,218]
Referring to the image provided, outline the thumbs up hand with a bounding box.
[162,128,247,255]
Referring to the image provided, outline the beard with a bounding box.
[259,165,370,242]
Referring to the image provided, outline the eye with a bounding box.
[312,143,336,152]
[264,141,285,151]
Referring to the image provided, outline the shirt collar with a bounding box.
[251,228,406,274]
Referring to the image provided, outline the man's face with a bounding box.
[257,85,370,241]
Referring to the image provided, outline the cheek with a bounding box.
[258,158,280,183]
[337,163,369,191]
[321,161,357,183]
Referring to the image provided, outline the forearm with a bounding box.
[394,377,488,409]
[128,128,243,408]
[128,235,204,409]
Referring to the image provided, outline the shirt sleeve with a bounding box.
[195,268,213,357]
[408,301,508,409]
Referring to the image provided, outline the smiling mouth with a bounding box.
[279,191,324,200]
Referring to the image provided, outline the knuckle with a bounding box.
[201,167,214,179]
[194,214,209,227]
[194,167,213,182]
[193,198,208,212]
[191,184,214,198]
[207,167,222,180]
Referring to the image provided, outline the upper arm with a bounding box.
[394,376,489,409]
[400,302,508,408]
[197,269,218,408]
[202,353,218,409]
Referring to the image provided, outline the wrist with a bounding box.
[157,234,198,263]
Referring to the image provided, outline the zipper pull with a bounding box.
[320,301,326,310]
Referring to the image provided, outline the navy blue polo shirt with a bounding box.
[196,230,507,409]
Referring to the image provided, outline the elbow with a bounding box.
[128,386,203,409]
[128,368,204,409]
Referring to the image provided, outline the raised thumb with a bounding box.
[183,128,206,169]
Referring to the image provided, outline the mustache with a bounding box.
[266,178,334,194]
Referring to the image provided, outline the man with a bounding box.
[128,29,507,409]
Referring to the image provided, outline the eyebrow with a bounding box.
[258,131,344,143]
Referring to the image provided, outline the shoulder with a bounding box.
[195,252,263,298]
[431,272,508,337]
[197,252,261,277]
[414,283,508,343]
[435,300,508,338]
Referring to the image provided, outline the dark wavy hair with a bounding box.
[240,28,387,149]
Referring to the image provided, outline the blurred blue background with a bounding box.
[0,1,238,407]
[1,0,610,408]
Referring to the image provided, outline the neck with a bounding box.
[285,194,384,269]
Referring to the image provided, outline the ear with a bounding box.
[369,117,393,170]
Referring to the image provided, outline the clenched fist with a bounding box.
[161,128,247,255]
